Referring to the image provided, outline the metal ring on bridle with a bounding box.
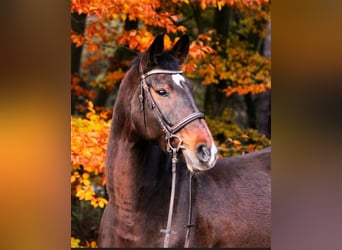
[167,134,184,152]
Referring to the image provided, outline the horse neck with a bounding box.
[107,133,173,232]
[106,73,172,215]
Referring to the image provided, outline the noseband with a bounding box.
[139,66,202,248]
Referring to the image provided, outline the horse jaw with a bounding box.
[181,145,218,173]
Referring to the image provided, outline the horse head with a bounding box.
[128,33,217,172]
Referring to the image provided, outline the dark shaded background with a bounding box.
[0,1,341,250]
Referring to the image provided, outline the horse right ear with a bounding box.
[170,34,190,65]
[140,33,165,73]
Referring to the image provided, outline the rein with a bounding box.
[139,66,202,248]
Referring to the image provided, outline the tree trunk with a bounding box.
[71,13,87,75]
[214,6,232,43]
[255,90,271,138]
[71,13,87,115]
[204,6,233,117]
[245,93,257,129]
[255,21,271,138]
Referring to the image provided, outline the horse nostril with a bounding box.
[196,144,211,163]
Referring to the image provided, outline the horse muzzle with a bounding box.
[182,144,218,173]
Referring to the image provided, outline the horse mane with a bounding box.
[136,141,188,209]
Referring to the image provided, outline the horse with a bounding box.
[97,33,271,248]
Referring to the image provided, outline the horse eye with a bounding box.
[156,89,168,97]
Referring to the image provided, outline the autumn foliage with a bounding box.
[71,0,270,100]
[71,101,109,206]
[71,0,271,247]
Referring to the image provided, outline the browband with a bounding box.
[142,69,183,80]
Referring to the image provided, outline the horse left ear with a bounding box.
[170,34,190,65]
[140,33,165,73]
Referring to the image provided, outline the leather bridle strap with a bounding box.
[142,69,183,78]
[184,172,195,248]
[169,112,204,134]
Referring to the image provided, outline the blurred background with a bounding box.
[2,1,342,250]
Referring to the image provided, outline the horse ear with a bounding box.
[170,34,190,65]
[140,33,165,72]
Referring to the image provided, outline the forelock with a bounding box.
[157,52,180,70]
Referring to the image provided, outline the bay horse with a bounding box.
[97,33,271,248]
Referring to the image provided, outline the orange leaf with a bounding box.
[87,43,99,54]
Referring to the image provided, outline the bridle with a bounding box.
[139,68,204,145]
[139,65,203,248]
